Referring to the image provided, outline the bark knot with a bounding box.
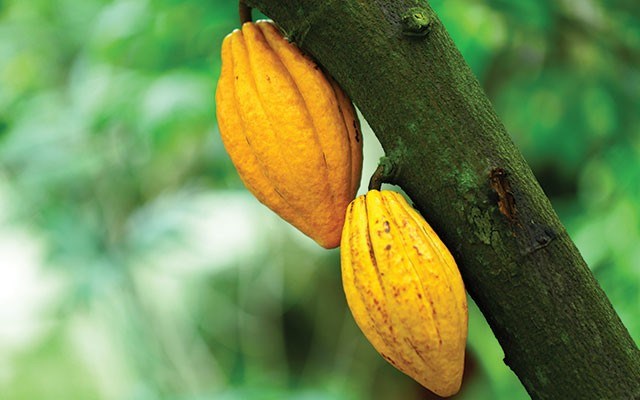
[489,167,517,223]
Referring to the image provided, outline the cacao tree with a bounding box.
[238,0,640,398]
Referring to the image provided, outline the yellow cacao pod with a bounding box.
[215,20,363,249]
[341,190,468,397]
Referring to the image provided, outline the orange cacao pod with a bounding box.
[215,20,363,248]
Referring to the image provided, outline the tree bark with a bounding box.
[242,0,640,398]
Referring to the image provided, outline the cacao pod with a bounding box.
[215,20,363,249]
[341,190,468,397]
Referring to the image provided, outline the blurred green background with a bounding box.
[0,0,638,399]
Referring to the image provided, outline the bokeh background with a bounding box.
[0,0,638,399]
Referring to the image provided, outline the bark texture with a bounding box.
[243,0,640,398]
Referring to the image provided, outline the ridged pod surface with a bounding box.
[341,190,468,397]
[215,20,363,249]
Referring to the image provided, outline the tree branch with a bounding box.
[243,0,640,398]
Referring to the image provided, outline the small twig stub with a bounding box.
[401,7,432,38]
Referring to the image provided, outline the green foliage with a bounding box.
[0,0,638,399]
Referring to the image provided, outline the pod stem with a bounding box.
[368,164,385,191]
[369,157,398,191]
[239,0,252,24]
